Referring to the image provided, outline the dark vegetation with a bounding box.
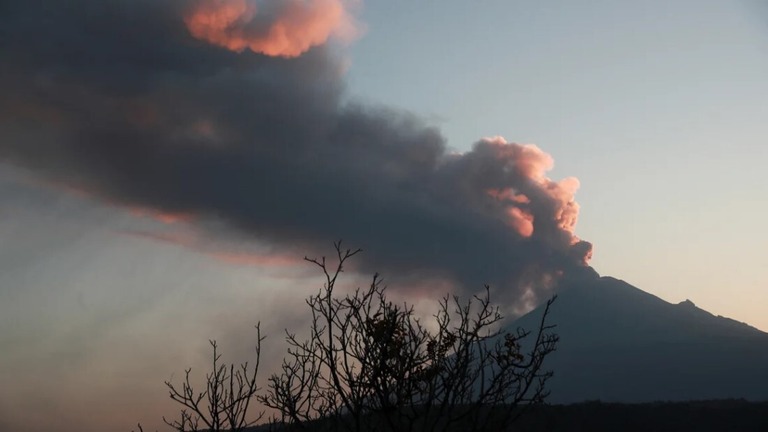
[513,399,768,432]
[239,400,768,432]
[135,243,559,432]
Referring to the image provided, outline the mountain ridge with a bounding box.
[511,275,768,403]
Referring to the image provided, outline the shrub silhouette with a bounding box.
[138,242,558,432]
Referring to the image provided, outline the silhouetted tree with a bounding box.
[135,326,265,432]
[260,242,558,431]
[139,242,558,432]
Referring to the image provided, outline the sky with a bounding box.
[0,1,766,431]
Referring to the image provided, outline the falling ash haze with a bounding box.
[0,0,595,306]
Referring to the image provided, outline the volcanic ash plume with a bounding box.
[185,0,359,57]
[0,0,594,307]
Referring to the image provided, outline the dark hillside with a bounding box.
[246,400,768,431]
[515,400,768,432]
[511,276,768,402]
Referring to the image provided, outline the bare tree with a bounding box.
[260,242,558,432]
[136,324,265,432]
[140,242,557,431]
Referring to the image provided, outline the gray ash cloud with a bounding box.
[0,0,595,305]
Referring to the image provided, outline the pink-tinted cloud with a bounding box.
[486,188,530,204]
[506,207,534,238]
[478,136,591,263]
[185,0,358,58]
[128,207,193,224]
[481,136,555,181]
[17,175,196,226]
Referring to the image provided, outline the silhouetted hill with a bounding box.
[515,400,768,432]
[512,276,768,402]
[247,400,768,431]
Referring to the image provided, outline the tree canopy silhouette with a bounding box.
[138,243,558,432]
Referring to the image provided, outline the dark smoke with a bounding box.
[0,0,595,306]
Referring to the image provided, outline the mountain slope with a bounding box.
[511,276,768,403]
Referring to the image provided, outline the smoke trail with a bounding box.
[0,0,595,305]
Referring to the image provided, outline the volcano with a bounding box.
[512,276,768,403]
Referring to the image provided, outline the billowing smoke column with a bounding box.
[0,0,595,306]
[185,0,358,57]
